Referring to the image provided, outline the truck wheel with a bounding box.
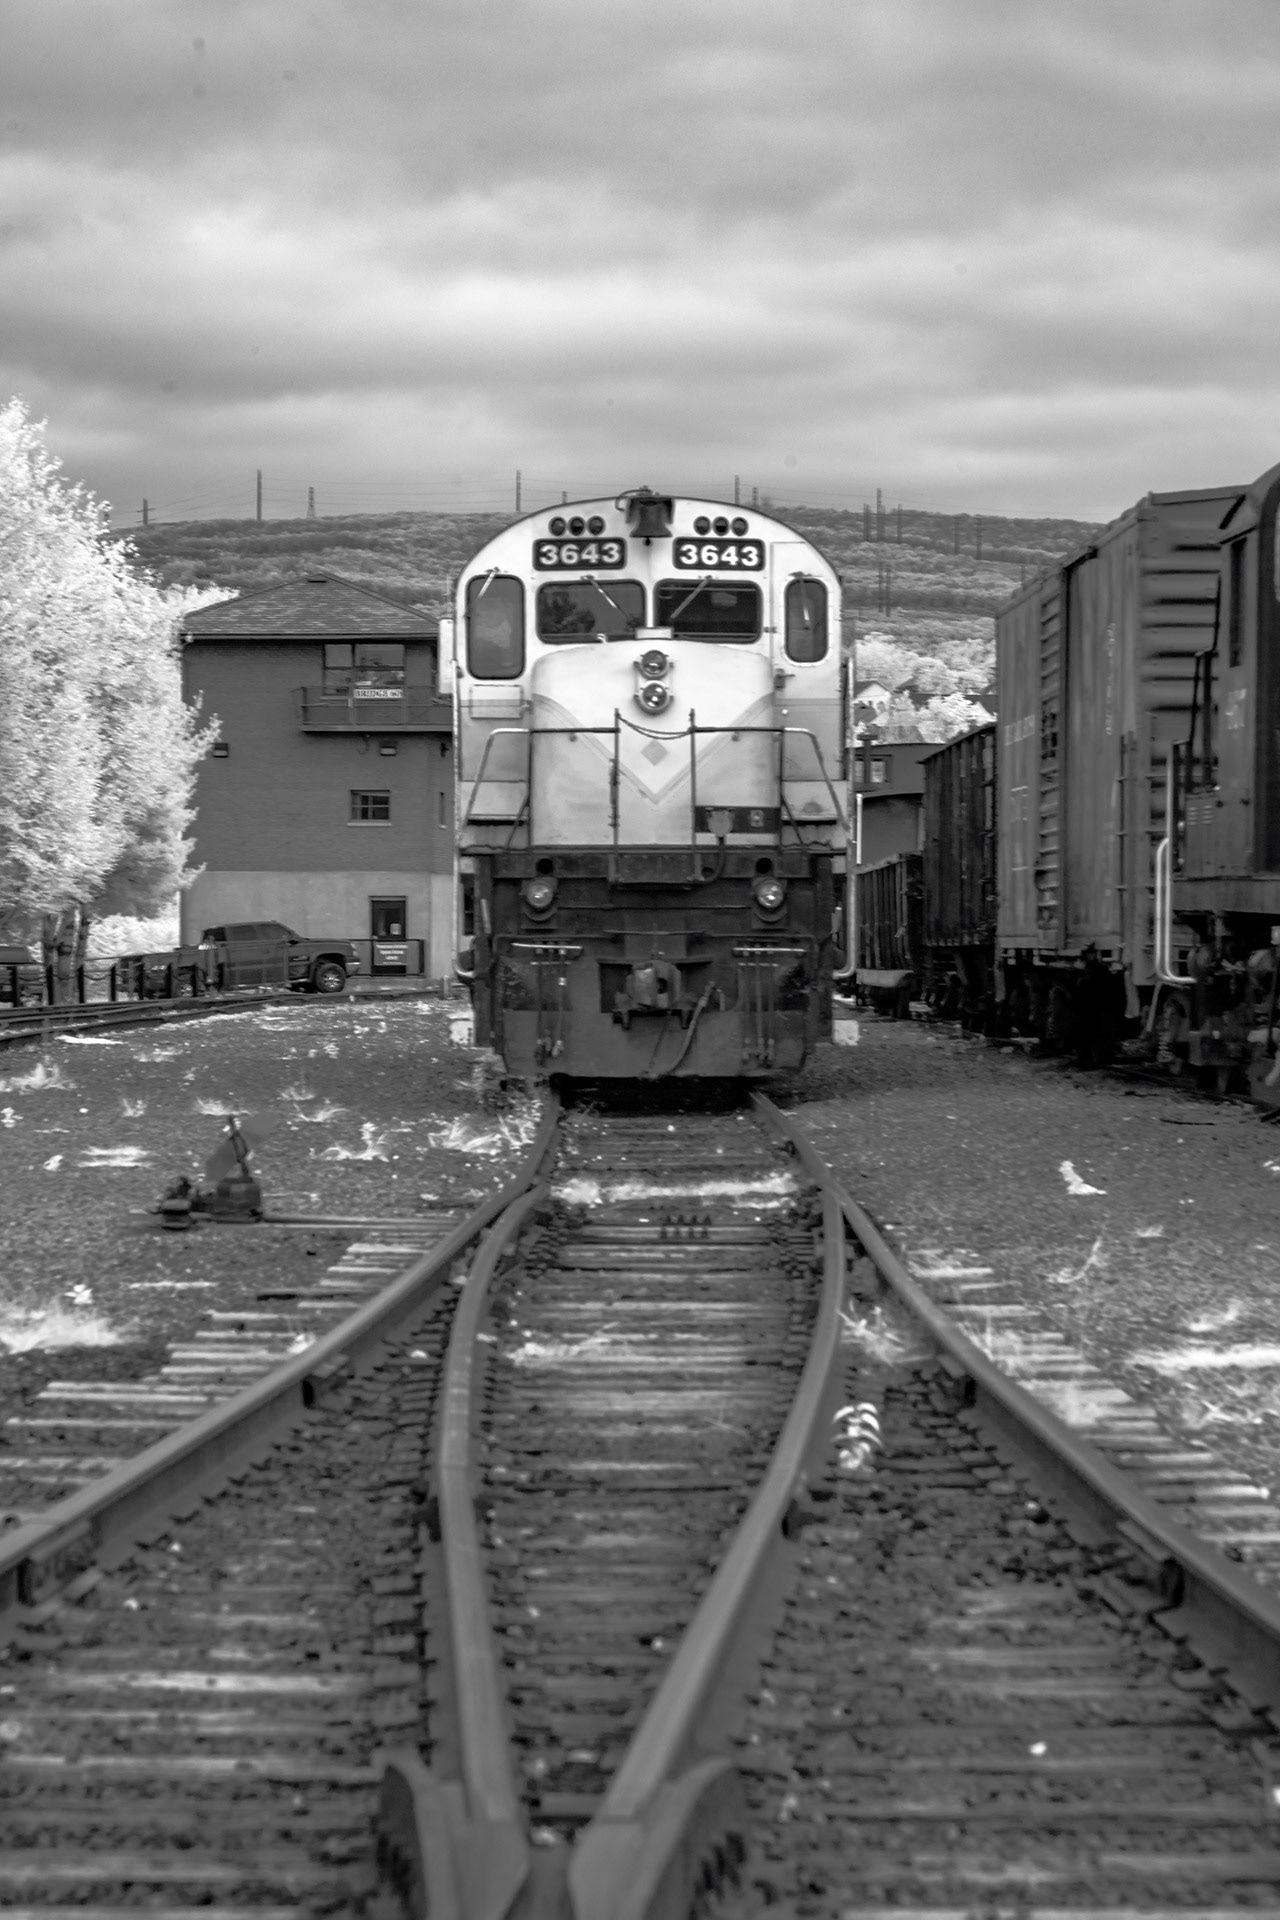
[312,961,347,995]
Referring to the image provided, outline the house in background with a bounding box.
[852,677,893,718]
[180,574,455,977]
[854,740,934,869]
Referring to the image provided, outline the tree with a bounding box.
[0,399,223,997]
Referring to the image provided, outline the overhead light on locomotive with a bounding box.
[522,876,558,913]
[713,516,729,535]
[731,516,748,535]
[549,516,566,535]
[587,515,605,534]
[569,516,585,535]
[694,516,711,535]
[752,875,787,913]
[637,681,671,714]
[638,648,670,679]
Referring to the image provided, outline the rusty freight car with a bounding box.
[996,484,1241,1057]
[921,723,997,1023]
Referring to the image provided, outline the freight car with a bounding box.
[1165,458,1280,1098]
[854,725,995,1022]
[859,475,1280,1099]
[448,489,850,1079]
[994,483,1239,1064]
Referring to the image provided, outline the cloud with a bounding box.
[4,0,1280,518]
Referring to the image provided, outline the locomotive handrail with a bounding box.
[779,726,847,831]
[461,726,531,826]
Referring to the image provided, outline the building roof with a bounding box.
[182,573,436,641]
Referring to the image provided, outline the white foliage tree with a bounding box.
[883,688,992,743]
[0,399,222,996]
[854,632,916,691]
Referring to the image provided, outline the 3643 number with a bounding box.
[673,539,763,570]
[533,539,626,570]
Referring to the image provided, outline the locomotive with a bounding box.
[447,489,850,1079]
[856,460,1280,1101]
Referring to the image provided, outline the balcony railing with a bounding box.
[295,687,452,732]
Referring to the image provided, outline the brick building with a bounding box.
[180,575,454,976]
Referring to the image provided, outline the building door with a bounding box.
[370,896,408,974]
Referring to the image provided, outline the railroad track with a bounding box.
[0,988,307,1052]
[11,1088,1280,1915]
[0,1209,465,1534]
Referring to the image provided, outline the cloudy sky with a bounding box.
[4,0,1280,526]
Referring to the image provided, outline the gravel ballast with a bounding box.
[783,1015,1280,1499]
[0,996,511,1417]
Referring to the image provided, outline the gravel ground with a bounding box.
[0,996,514,1415]
[778,1014,1280,1498]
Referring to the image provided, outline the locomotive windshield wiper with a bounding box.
[665,574,714,627]
[578,575,627,626]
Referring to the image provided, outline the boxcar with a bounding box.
[995,486,1239,1055]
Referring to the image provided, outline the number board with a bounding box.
[672,538,764,570]
[533,538,626,570]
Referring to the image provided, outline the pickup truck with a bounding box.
[197,921,360,994]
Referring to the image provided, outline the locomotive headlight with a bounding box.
[638,681,671,713]
[638,648,670,679]
[523,877,558,913]
[753,876,787,912]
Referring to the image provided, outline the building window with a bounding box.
[854,756,889,786]
[324,643,405,693]
[351,789,391,822]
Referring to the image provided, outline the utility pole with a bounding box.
[975,515,983,561]
[256,470,262,522]
[896,502,902,544]
[876,486,884,543]
[561,490,568,505]
[751,485,759,508]
[515,470,522,513]
[863,504,871,541]
[140,498,149,528]
[306,487,316,520]
[734,475,741,505]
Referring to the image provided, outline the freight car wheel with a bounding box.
[311,961,347,995]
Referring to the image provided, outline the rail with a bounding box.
[382,1096,1280,1917]
[381,1095,848,1919]
[0,1097,562,1640]
[778,1107,1280,1726]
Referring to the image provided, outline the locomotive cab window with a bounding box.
[536,580,644,643]
[466,574,525,679]
[323,642,405,693]
[653,581,761,643]
[784,578,828,662]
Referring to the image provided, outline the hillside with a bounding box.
[116,500,1104,738]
